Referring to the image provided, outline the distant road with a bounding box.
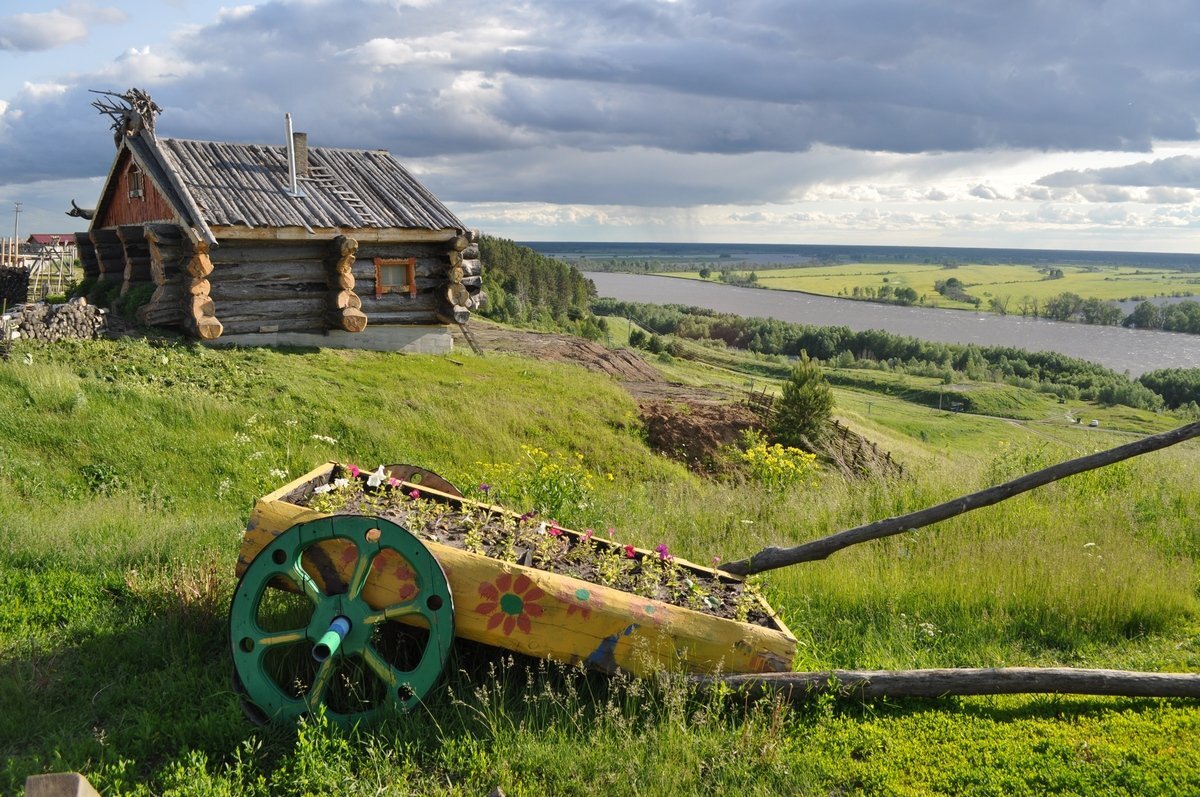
[585,272,1200,377]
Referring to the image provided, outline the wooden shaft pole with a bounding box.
[696,668,1200,700]
[720,421,1200,576]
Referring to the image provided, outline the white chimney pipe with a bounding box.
[284,113,303,197]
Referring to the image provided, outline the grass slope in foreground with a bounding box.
[1,337,1200,795]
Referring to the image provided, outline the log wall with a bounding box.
[124,225,481,340]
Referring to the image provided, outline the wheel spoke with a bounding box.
[307,657,336,707]
[254,629,307,649]
[360,646,400,688]
[290,560,323,604]
[361,599,420,626]
[345,547,376,602]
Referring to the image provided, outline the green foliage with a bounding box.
[478,235,601,337]
[738,429,820,492]
[593,298,1170,410]
[1138,368,1200,409]
[770,351,834,447]
[114,283,157,323]
[2,336,1200,794]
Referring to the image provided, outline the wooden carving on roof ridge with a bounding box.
[90,88,162,147]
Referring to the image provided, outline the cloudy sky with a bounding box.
[2,0,1200,252]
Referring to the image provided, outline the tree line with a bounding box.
[593,298,1200,412]
[478,236,604,338]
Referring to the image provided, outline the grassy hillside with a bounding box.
[3,336,1200,795]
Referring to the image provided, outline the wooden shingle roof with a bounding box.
[116,132,466,245]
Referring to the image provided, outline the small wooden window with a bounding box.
[128,165,144,199]
[374,257,417,300]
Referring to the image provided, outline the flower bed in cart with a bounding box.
[237,463,797,677]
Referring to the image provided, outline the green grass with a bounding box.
[672,262,1200,312]
[3,335,1200,794]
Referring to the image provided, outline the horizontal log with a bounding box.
[461,259,481,277]
[721,420,1200,576]
[210,260,330,284]
[138,302,184,326]
[212,297,327,317]
[356,243,455,261]
[207,281,327,302]
[698,668,1200,701]
[461,275,483,291]
[210,242,334,265]
[357,292,438,314]
[350,258,446,282]
[462,244,480,260]
[365,309,442,325]
[217,316,326,336]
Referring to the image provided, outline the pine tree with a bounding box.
[771,351,833,448]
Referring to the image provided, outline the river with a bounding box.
[584,272,1200,377]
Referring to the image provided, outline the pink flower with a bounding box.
[623,544,636,559]
[583,529,594,541]
[548,522,563,537]
[606,527,615,538]
[408,489,421,500]
[711,555,721,567]
[347,464,361,478]
[387,477,401,488]
[655,543,672,562]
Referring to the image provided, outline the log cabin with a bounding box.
[76,91,481,352]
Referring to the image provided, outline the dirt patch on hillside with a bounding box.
[455,321,766,472]
[456,323,663,382]
[639,400,763,474]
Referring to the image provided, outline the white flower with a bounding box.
[367,465,387,488]
[332,478,349,488]
[284,419,299,428]
[1083,542,1097,549]
[269,468,287,479]
[313,484,333,494]
[311,434,337,444]
[537,522,548,535]
[233,432,250,445]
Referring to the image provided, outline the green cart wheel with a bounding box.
[229,515,454,725]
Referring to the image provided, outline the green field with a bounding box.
[675,262,1200,311]
[3,335,1200,795]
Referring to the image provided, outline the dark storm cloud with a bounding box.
[1038,155,1200,189]
[2,0,1199,206]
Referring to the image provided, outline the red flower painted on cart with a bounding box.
[565,587,596,620]
[476,572,546,635]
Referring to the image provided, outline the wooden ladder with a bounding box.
[305,165,380,226]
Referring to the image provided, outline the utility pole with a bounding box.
[12,202,21,266]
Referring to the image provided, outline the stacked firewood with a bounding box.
[0,266,30,309]
[2,298,107,343]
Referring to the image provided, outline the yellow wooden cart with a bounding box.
[230,462,797,724]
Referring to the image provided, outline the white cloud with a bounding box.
[0,10,88,51]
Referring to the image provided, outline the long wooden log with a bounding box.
[363,309,441,325]
[207,281,326,301]
[697,668,1200,701]
[217,316,327,335]
[208,260,329,282]
[720,421,1200,576]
